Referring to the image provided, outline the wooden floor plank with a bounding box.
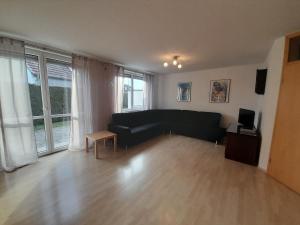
[0,135,300,225]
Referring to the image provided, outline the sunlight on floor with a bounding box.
[0,152,67,224]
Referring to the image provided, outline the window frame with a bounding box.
[122,70,145,112]
[25,46,72,156]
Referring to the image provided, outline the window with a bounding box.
[122,70,146,111]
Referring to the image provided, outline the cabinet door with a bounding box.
[268,35,300,193]
[225,133,260,166]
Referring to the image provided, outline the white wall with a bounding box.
[156,64,260,127]
[257,37,285,170]
[154,37,285,171]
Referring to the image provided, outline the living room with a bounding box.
[1,1,300,225]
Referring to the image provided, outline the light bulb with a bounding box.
[178,64,182,69]
[173,59,178,65]
[163,62,168,67]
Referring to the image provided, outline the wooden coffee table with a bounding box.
[85,131,117,159]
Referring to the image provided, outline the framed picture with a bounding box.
[209,79,231,103]
[177,82,192,102]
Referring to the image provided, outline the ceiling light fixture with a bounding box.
[163,56,183,69]
[173,56,178,65]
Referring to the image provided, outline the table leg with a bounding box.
[114,135,117,152]
[103,139,106,147]
[95,140,98,159]
[86,137,88,153]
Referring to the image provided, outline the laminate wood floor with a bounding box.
[1,135,300,225]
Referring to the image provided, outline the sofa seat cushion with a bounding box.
[131,122,161,134]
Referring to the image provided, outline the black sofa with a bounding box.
[108,109,225,148]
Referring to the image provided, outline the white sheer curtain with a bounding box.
[0,37,37,171]
[69,56,93,151]
[114,67,124,113]
[144,73,154,110]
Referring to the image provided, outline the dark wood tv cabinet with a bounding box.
[225,123,261,166]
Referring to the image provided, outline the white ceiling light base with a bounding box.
[163,56,182,69]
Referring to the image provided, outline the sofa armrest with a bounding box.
[108,124,131,135]
[210,127,226,142]
[196,126,226,143]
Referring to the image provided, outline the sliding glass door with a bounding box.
[26,48,72,156]
[46,58,72,150]
[26,54,48,154]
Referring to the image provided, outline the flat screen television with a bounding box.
[238,108,255,129]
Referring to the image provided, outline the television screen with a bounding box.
[238,108,255,129]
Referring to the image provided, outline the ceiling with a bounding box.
[0,0,300,74]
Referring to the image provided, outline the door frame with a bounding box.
[267,31,300,193]
[267,31,300,169]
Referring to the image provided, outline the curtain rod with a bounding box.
[27,44,156,76]
[0,32,156,76]
[25,45,72,59]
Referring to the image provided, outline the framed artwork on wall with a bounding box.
[209,79,231,103]
[177,82,192,102]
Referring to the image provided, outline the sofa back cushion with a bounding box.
[145,110,164,123]
[111,110,162,127]
[111,109,221,128]
[182,110,221,127]
[161,109,182,123]
[112,111,143,127]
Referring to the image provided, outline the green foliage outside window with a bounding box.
[29,84,71,125]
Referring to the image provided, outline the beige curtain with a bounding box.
[70,55,123,148]
[89,60,121,131]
